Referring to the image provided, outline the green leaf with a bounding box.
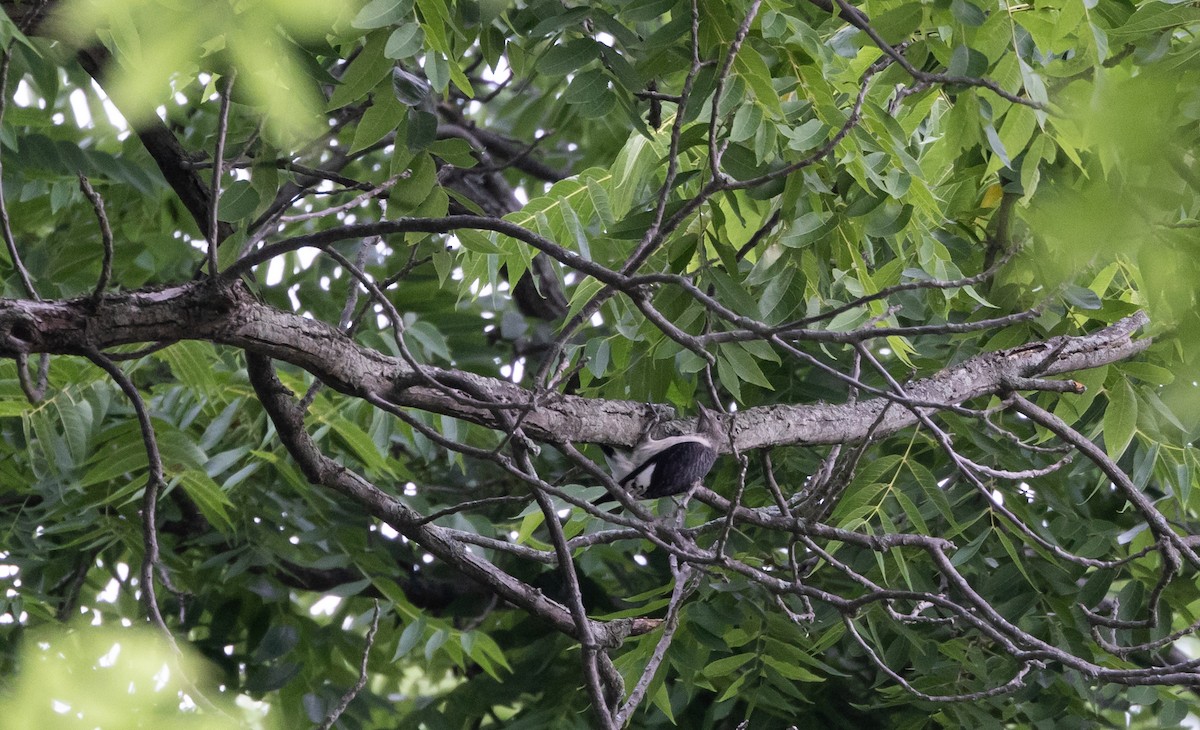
[1063,285,1102,311]
[384,22,424,58]
[719,343,775,390]
[328,415,391,474]
[650,681,675,722]
[892,488,928,535]
[0,400,31,417]
[1104,377,1137,459]
[424,628,448,661]
[1122,362,1174,386]
[733,49,782,117]
[872,4,923,44]
[563,69,613,118]
[540,39,599,76]
[951,0,986,26]
[327,32,393,110]
[983,124,1010,168]
[415,0,452,53]
[351,94,405,154]
[51,395,91,466]
[178,469,234,532]
[714,671,750,702]
[762,655,824,682]
[1108,3,1200,40]
[702,652,755,678]
[353,0,413,29]
[81,437,154,487]
[566,276,605,322]
[515,510,545,545]
[830,480,888,527]
[216,180,260,222]
[996,529,1035,587]
[428,138,477,167]
[463,631,511,678]
[908,461,960,533]
[729,103,763,143]
[394,619,424,659]
[457,229,500,254]
[716,353,743,402]
[783,118,827,153]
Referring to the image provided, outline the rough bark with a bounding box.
[0,281,1151,450]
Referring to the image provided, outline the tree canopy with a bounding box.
[1,0,1199,727]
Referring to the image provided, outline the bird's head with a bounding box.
[695,403,726,449]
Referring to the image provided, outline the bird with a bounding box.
[599,404,724,502]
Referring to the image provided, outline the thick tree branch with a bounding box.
[0,283,1151,451]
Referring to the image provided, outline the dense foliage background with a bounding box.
[0,0,1199,727]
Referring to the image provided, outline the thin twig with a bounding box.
[279,176,399,225]
[530,482,617,728]
[0,47,37,301]
[715,443,749,557]
[418,494,532,525]
[84,349,172,636]
[0,44,50,402]
[301,238,375,411]
[852,343,1154,570]
[820,0,1045,110]
[318,601,381,730]
[1007,393,1199,569]
[844,616,1037,701]
[207,72,236,277]
[706,0,764,179]
[614,561,698,726]
[78,174,114,303]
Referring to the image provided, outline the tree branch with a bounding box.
[0,283,1151,452]
[244,352,650,647]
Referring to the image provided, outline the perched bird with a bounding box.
[600,405,724,502]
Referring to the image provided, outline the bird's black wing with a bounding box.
[636,441,717,499]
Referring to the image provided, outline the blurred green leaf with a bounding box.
[1104,377,1138,459]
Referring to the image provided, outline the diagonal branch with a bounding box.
[244,352,650,647]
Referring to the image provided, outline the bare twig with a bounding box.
[1007,393,1199,569]
[819,0,1046,109]
[244,354,657,648]
[84,349,171,635]
[853,342,1143,569]
[0,47,37,301]
[844,616,1038,701]
[0,45,49,402]
[77,174,114,303]
[614,562,698,726]
[279,176,399,225]
[318,601,382,730]
[706,1,764,178]
[301,237,375,411]
[207,72,236,277]
[530,482,617,729]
